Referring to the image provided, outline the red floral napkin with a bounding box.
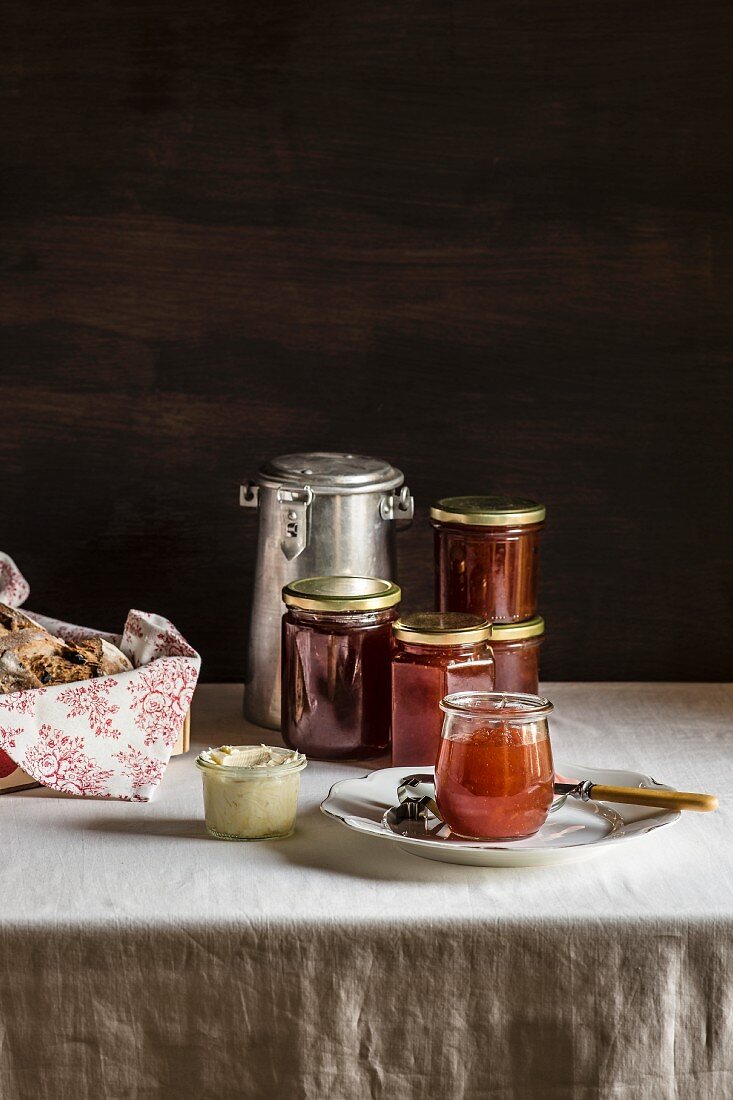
[0,552,201,801]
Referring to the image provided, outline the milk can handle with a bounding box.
[239,481,260,508]
[379,485,414,529]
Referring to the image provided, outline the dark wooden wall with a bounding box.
[1,1,731,681]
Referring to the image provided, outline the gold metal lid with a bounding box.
[490,616,545,641]
[429,495,546,526]
[393,611,492,646]
[282,576,401,612]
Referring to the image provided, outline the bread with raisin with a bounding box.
[0,603,131,694]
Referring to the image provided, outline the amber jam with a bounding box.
[391,613,494,768]
[435,692,554,840]
[431,496,545,623]
[490,617,545,694]
[281,576,400,760]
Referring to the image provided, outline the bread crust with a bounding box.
[0,603,132,694]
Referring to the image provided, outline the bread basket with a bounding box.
[0,553,200,801]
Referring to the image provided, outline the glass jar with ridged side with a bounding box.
[431,496,546,623]
[281,576,400,760]
[391,612,494,767]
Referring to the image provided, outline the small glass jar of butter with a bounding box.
[196,744,307,840]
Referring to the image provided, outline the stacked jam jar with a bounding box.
[279,493,546,767]
[430,494,546,695]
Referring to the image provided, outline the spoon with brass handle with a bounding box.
[395,773,719,824]
[553,778,718,813]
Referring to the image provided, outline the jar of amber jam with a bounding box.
[436,691,554,840]
[391,613,494,767]
[490,616,545,694]
[281,576,400,760]
[431,496,545,623]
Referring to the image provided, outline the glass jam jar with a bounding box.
[431,495,546,623]
[435,691,554,840]
[391,612,494,767]
[490,616,545,694]
[281,576,400,760]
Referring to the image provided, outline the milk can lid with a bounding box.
[259,452,404,494]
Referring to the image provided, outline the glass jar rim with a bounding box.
[196,745,307,778]
[439,691,553,721]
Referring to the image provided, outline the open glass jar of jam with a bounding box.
[281,576,400,760]
[436,691,554,840]
[391,612,494,767]
[431,496,545,623]
[490,616,545,694]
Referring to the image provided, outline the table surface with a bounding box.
[3,681,731,928]
[2,682,732,1100]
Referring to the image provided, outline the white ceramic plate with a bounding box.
[320,762,680,867]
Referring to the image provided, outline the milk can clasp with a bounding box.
[277,486,314,560]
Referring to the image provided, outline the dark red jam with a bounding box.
[281,577,400,760]
[431,497,545,623]
[391,613,494,767]
[490,618,545,695]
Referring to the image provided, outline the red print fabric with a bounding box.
[0,552,200,801]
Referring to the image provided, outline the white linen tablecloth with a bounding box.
[0,683,731,1099]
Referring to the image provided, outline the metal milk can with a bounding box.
[240,452,414,729]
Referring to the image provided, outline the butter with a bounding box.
[196,744,307,841]
[205,744,300,769]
